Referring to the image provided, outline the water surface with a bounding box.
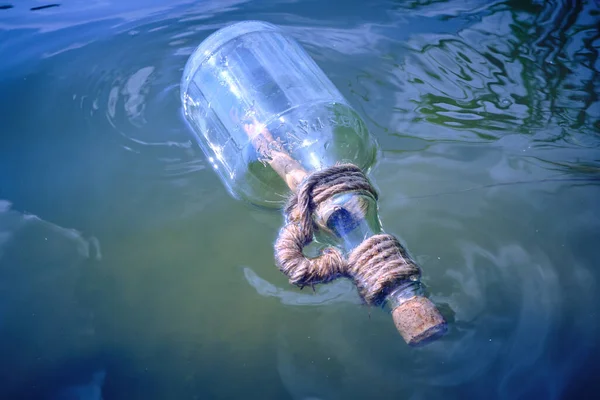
[1,0,599,399]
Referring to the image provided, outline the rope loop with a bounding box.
[274,163,421,306]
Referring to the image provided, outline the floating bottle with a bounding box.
[180,21,447,346]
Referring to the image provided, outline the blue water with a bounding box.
[1,1,599,399]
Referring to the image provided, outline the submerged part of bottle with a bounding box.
[181,20,377,208]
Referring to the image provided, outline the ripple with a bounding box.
[0,200,101,263]
[0,199,102,395]
[398,3,598,145]
[389,0,504,18]
[243,267,362,307]
[69,23,203,178]
[21,1,254,183]
[335,0,600,159]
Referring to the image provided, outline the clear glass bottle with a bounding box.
[180,21,446,346]
[180,20,377,208]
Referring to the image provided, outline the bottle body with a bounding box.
[181,20,377,208]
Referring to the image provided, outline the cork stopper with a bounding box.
[392,296,447,347]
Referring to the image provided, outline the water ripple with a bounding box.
[338,0,600,158]
[243,266,362,307]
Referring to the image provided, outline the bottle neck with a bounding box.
[312,192,423,310]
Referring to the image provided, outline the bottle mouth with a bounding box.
[384,280,424,311]
[180,20,283,102]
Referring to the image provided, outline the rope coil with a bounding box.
[274,163,421,307]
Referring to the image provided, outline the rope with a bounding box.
[274,163,421,307]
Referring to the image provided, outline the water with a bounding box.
[0,0,599,398]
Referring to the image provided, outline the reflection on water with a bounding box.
[0,0,599,398]
[243,267,363,307]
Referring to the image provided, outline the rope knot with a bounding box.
[274,163,421,306]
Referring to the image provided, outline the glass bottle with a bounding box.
[180,21,446,346]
